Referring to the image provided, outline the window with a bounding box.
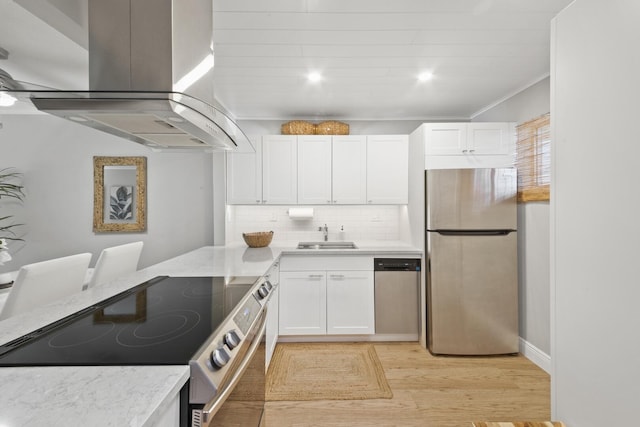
[516,113,550,202]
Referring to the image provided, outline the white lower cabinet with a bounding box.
[326,271,375,334]
[279,271,327,335]
[266,285,279,368]
[265,260,280,369]
[279,256,375,336]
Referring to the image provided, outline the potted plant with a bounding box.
[0,168,24,271]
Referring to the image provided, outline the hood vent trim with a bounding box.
[28,91,250,151]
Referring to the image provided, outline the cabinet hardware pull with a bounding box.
[462,149,468,153]
[469,149,475,153]
[308,274,323,279]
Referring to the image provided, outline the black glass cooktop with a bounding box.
[0,276,258,366]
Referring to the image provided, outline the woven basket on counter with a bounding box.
[315,120,349,135]
[242,231,274,248]
[281,120,316,135]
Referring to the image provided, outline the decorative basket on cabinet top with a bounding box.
[316,120,349,135]
[281,121,316,135]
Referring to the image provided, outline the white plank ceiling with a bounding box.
[0,0,573,120]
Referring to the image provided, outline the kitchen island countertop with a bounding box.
[0,242,420,426]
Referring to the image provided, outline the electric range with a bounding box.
[0,274,275,427]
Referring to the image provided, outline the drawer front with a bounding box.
[280,255,373,271]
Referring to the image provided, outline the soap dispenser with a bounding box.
[338,225,345,241]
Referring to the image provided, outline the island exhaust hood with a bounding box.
[17,0,253,152]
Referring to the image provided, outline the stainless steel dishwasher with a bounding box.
[374,258,421,340]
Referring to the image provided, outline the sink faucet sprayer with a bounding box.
[318,224,328,241]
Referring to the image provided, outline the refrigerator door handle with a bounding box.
[429,229,516,236]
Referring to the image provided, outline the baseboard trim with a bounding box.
[519,337,551,374]
[277,334,418,343]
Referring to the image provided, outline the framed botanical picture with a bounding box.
[93,156,147,232]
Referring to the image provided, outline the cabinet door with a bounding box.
[226,141,262,204]
[262,135,298,204]
[326,270,375,334]
[297,135,332,204]
[265,261,280,369]
[467,123,510,155]
[279,271,327,335]
[366,135,408,204]
[424,123,468,155]
[266,285,279,370]
[332,136,367,204]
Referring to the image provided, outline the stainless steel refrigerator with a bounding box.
[425,168,518,355]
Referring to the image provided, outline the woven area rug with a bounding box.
[473,423,565,427]
[266,342,393,401]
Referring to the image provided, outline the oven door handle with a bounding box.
[201,309,267,425]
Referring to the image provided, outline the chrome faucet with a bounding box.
[318,224,328,241]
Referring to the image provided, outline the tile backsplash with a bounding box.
[226,205,408,244]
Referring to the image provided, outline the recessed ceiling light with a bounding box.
[418,72,434,82]
[307,72,323,83]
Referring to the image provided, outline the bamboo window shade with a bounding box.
[516,113,550,202]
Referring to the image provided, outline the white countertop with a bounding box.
[277,240,422,256]
[0,242,420,427]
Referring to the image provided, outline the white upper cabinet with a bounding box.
[297,135,332,204]
[366,135,409,204]
[297,135,368,205]
[261,135,298,204]
[466,123,511,155]
[227,135,297,204]
[226,141,262,205]
[228,134,408,205]
[423,123,511,156]
[332,136,367,204]
[423,123,468,155]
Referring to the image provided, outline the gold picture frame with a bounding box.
[93,156,147,232]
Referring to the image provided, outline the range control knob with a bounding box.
[210,347,230,369]
[264,280,273,290]
[256,285,269,300]
[224,330,241,350]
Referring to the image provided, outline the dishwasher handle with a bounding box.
[374,258,421,272]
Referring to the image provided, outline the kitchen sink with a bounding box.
[296,241,358,250]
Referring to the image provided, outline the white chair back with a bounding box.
[0,253,92,320]
[87,241,144,289]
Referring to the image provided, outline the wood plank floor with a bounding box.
[264,342,550,427]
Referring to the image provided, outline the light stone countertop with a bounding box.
[276,240,422,257]
[0,242,421,427]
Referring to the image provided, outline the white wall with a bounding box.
[237,119,426,138]
[473,78,551,123]
[473,77,552,360]
[552,1,640,425]
[0,114,214,273]
[226,205,407,245]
